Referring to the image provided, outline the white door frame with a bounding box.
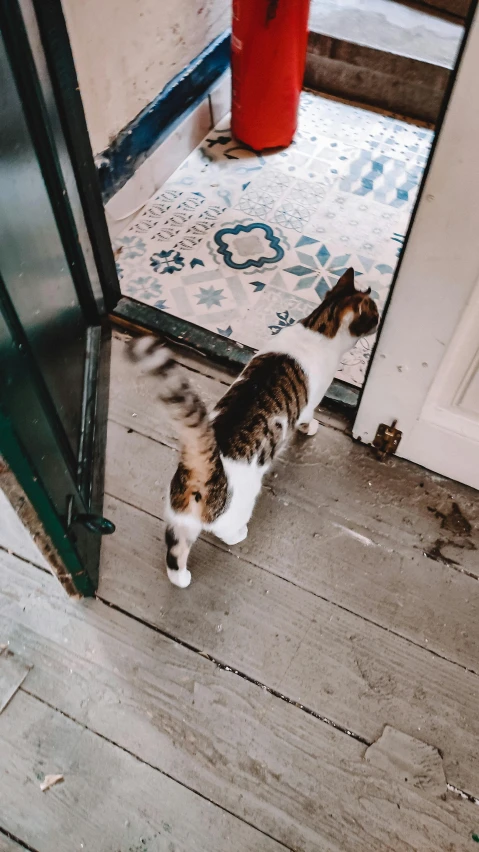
[353,2,479,489]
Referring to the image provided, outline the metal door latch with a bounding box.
[372,420,402,460]
[67,496,116,535]
[74,514,116,535]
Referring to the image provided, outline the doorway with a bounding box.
[113,92,433,391]
[354,0,479,489]
[104,0,467,397]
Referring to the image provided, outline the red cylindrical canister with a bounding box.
[231,0,311,150]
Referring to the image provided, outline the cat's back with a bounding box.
[212,334,309,464]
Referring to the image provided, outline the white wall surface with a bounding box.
[62,0,230,154]
[0,487,48,568]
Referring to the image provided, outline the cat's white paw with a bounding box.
[167,567,191,588]
[221,525,248,546]
[298,419,319,436]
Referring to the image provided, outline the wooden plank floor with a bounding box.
[1,329,479,852]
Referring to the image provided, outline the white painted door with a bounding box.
[353,7,479,491]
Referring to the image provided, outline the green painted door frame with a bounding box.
[0,0,121,594]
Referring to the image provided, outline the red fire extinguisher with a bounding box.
[231,0,311,150]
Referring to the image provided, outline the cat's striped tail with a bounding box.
[128,335,228,588]
[126,335,219,487]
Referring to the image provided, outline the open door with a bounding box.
[353,4,479,491]
[0,0,121,594]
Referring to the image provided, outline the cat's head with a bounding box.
[301,267,379,339]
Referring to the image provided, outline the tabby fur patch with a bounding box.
[127,336,228,523]
[213,353,308,465]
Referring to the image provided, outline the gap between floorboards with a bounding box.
[101,486,479,679]
[3,545,479,808]
[18,686,295,852]
[0,825,39,852]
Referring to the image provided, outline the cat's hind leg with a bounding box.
[165,520,200,588]
[219,524,248,546]
[297,418,319,436]
[208,457,263,546]
[210,510,250,546]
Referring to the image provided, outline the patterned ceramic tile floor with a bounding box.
[116,91,433,387]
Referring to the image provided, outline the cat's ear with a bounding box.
[331,267,356,296]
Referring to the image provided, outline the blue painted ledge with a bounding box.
[97,31,231,203]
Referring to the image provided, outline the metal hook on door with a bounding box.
[67,495,116,535]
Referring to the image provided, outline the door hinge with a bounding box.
[372,420,402,460]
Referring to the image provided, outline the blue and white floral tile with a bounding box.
[270,135,368,185]
[170,209,295,275]
[361,117,432,159]
[338,148,423,208]
[116,90,433,387]
[273,238,389,305]
[233,165,337,235]
[298,92,381,147]
[118,190,226,263]
[307,192,408,249]
[238,284,377,388]
[118,251,267,328]
[238,285,317,349]
[175,131,267,209]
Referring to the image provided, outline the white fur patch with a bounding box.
[206,456,263,544]
[261,323,355,419]
[131,336,173,373]
[165,506,202,537]
[140,347,172,374]
[167,566,192,588]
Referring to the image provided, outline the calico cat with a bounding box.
[128,267,378,588]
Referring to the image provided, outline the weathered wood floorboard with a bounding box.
[2,334,478,851]
[99,490,479,798]
[0,834,26,852]
[105,414,479,675]
[109,332,479,636]
[0,553,477,852]
[0,687,285,852]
